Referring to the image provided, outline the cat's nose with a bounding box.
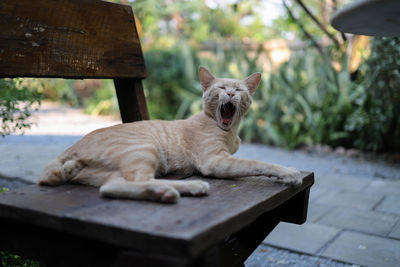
[227,92,235,98]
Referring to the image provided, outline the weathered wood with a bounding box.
[114,78,149,122]
[0,172,313,260]
[0,0,146,78]
[218,210,280,266]
[0,219,120,267]
[112,250,189,267]
[279,186,311,224]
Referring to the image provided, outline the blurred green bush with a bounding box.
[243,37,400,153]
[5,36,399,153]
[241,46,359,148]
[0,79,42,136]
[2,0,399,153]
[0,250,43,267]
[346,37,400,152]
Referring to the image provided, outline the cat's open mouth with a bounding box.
[220,102,236,127]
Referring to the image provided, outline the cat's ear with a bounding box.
[199,66,216,92]
[244,72,262,96]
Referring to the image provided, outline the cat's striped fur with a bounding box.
[38,67,301,203]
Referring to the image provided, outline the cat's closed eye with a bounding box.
[219,86,226,90]
[236,88,245,92]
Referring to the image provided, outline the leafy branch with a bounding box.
[0,79,42,136]
[294,0,341,46]
[282,0,323,55]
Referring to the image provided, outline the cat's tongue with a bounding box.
[222,118,231,125]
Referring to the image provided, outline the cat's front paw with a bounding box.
[179,180,210,196]
[277,168,302,186]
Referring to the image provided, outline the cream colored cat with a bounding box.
[38,67,301,203]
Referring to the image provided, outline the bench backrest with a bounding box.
[0,0,148,122]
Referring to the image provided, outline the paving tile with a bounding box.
[319,207,398,235]
[376,195,400,215]
[309,186,334,201]
[315,175,372,192]
[315,190,383,210]
[0,143,69,183]
[389,221,400,239]
[263,222,340,254]
[307,203,335,223]
[322,231,400,267]
[364,179,400,196]
[245,244,351,267]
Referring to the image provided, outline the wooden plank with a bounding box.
[0,0,146,78]
[331,0,400,37]
[114,78,149,122]
[0,184,103,229]
[0,172,313,259]
[0,219,121,267]
[0,219,190,267]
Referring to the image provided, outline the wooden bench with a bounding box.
[0,0,314,266]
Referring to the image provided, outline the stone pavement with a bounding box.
[1,102,400,267]
[235,146,400,267]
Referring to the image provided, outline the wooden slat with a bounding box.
[0,172,313,259]
[0,0,146,78]
[0,184,103,229]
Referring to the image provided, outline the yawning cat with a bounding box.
[38,67,301,203]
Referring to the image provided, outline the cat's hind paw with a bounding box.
[162,180,210,196]
[100,180,181,203]
[151,184,181,203]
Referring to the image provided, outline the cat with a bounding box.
[38,67,301,203]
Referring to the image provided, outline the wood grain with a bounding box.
[0,172,314,259]
[0,0,146,78]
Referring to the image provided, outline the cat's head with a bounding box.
[199,66,261,131]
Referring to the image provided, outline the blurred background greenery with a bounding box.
[1,0,399,153]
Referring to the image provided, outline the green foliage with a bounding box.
[0,187,8,193]
[240,47,360,148]
[346,37,400,152]
[241,37,400,152]
[0,79,42,137]
[0,251,44,267]
[5,1,397,153]
[43,79,80,106]
[83,80,119,116]
[131,0,277,44]
[143,44,201,120]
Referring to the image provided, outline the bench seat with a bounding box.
[0,172,313,267]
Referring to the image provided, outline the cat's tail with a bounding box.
[38,159,83,186]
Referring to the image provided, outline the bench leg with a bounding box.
[192,210,280,267]
[219,212,280,267]
[279,187,311,224]
[114,78,149,123]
